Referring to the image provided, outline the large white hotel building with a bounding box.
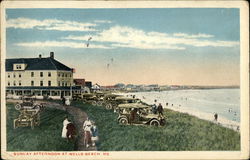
[5,52,85,99]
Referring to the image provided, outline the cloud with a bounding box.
[15,41,112,49]
[173,33,214,38]
[94,20,112,23]
[63,25,239,50]
[7,17,97,32]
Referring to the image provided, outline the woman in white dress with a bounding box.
[61,117,70,138]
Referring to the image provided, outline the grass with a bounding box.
[6,102,75,151]
[72,101,240,151]
[6,100,241,151]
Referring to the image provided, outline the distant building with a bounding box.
[5,52,83,99]
[85,81,92,89]
[170,85,180,89]
[92,83,101,91]
[73,79,85,86]
[101,85,118,91]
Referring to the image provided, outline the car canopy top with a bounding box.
[117,103,150,109]
[114,97,140,101]
[104,94,121,98]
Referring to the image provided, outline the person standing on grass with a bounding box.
[62,117,70,138]
[62,97,65,105]
[130,108,137,124]
[91,122,99,147]
[157,103,163,116]
[83,117,93,148]
[214,113,218,121]
[83,117,92,130]
[152,99,158,114]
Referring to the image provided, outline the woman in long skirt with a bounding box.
[62,117,70,138]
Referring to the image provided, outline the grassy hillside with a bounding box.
[6,101,240,151]
[6,103,75,151]
[72,101,240,151]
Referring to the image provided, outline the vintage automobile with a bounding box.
[72,93,82,101]
[103,94,122,109]
[14,97,44,111]
[117,103,166,126]
[112,97,141,111]
[82,93,98,105]
[13,108,41,129]
[94,92,107,106]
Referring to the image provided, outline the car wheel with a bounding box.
[150,119,160,126]
[15,104,22,110]
[160,119,166,126]
[34,105,41,110]
[105,103,112,110]
[97,101,102,106]
[119,117,128,125]
[91,101,97,106]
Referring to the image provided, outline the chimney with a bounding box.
[50,52,54,59]
[39,54,42,58]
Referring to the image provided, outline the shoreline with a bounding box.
[113,87,240,93]
[164,105,240,132]
[117,91,240,132]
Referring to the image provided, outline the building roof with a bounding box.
[6,57,72,71]
[73,79,85,86]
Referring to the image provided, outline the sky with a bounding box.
[6,8,240,86]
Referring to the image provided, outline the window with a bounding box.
[8,82,10,86]
[65,82,67,86]
[8,74,10,78]
[40,81,43,86]
[13,81,16,86]
[19,74,21,78]
[40,72,43,77]
[16,65,21,69]
[65,74,67,77]
[31,72,34,77]
[13,74,16,78]
[62,73,64,77]
[48,72,51,77]
[58,81,60,86]
[19,81,21,86]
[48,81,51,86]
[62,82,64,86]
[58,73,60,77]
[31,81,34,86]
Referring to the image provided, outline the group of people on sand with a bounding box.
[61,117,99,148]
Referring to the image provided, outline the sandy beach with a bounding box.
[118,89,240,132]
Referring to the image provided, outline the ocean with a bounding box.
[119,88,240,129]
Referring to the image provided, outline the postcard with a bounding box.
[1,1,249,160]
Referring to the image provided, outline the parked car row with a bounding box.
[73,92,166,127]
